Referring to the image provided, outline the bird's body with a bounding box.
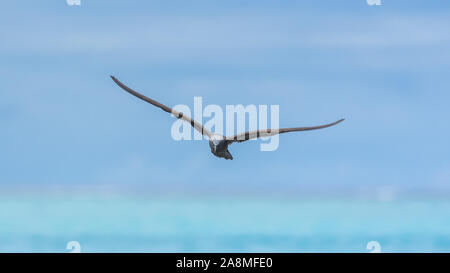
[110,75,344,160]
[209,134,233,160]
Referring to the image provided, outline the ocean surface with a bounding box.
[1,192,450,252]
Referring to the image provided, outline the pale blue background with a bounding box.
[1,0,450,252]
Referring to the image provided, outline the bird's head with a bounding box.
[209,134,226,153]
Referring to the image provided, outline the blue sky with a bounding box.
[1,1,450,195]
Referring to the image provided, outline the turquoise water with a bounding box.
[1,193,450,252]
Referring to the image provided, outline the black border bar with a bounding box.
[0,253,447,271]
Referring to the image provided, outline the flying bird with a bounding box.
[110,76,344,160]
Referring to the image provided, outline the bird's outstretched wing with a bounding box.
[110,76,212,138]
[225,119,344,143]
